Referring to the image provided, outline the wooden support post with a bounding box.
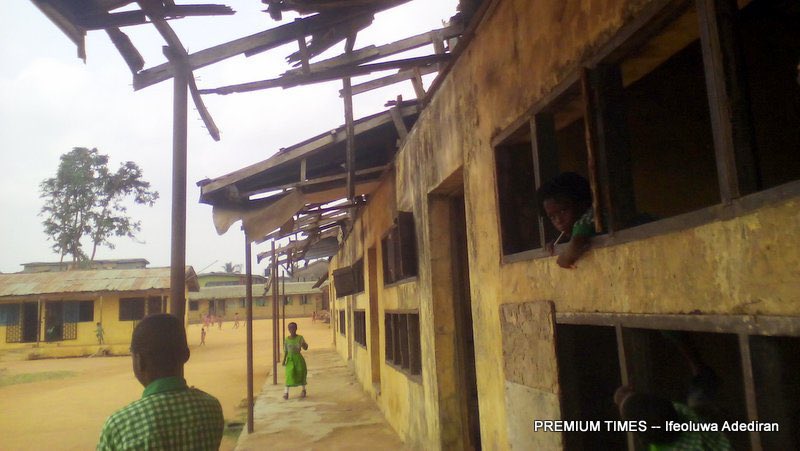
[739,333,763,450]
[432,30,445,71]
[343,77,356,201]
[297,36,311,75]
[244,235,254,433]
[615,324,637,451]
[300,158,307,182]
[531,113,559,246]
[697,0,759,201]
[585,65,636,233]
[411,67,426,100]
[167,48,188,322]
[272,241,278,385]
[281,270,286,345]
[580,69,604,233]
[389,106,408,140]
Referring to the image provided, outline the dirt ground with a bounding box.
[0,317,332,451]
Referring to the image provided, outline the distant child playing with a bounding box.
[282,322,308,400]
[536,172,595,269]
[200,327,206,346]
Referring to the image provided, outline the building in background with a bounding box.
[0,267,199,359]
[20,258,150,273]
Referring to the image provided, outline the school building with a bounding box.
[31,0,797,448]
[198,0,800,449]
[0,266,199,359]
[187,280,324,324]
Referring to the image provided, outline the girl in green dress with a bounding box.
[282,322,308,399]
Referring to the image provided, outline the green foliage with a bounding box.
[222,262,241,273]
[39,147,159,263]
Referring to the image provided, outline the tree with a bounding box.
[39,147,159,264]
[221,262,242,273]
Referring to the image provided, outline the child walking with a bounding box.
[282,322,308,399]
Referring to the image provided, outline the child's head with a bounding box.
[536,172,591,234]
[288,322,298,334]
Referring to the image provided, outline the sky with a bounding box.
[0,0,459,275]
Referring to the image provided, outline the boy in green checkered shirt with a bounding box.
[97,314,223,450]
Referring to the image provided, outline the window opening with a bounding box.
[382,212,418,284]
[120,298,145,321]
[354,310,367,347]
[737,0,800,190]
[556,324,624,451]
[598,6,719,227]
[384,312,421,376]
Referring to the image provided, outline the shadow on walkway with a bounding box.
[236,347,408,450]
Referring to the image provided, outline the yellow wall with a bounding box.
[0,291,173,359]
[188,294,321,324]
[329,0,800,449]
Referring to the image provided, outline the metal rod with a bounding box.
[272,240,278,385]
[245,235,254,433]
[169,56,188,321]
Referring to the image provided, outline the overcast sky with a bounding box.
[0,0,458,275]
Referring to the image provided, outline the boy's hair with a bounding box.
[536,172,592,211]
[131,314,190,371]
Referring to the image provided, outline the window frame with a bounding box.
[353,310,367,348]
[119,297,146,321]
[382,212,419,286]
[555,311,800,450]
[494,0,797,265]
[384,310,422,379]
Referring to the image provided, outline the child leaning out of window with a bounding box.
[536,172,595,269]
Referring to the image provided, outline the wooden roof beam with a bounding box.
[106,27,145,74]
[137,1,221,141]
[343,64,437,96]
[200,103,416,197]
[200,53,449,95]
[284,23,462,75]
[133,10,373,90]
[238,165,388,199]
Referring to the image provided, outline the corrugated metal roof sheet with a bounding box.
[0,267,199,298]
[188,281,321,300]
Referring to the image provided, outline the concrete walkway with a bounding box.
[235,348,408,451]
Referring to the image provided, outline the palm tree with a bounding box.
[221,262,241,273]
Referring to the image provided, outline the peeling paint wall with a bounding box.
[330,0,800,449]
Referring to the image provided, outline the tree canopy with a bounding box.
[39,147,159,264]
[221,262,242,273]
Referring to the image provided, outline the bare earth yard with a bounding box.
[0,317,332,451]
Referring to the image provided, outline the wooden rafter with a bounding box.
[239,166,388,199]
[284,24,462,74]
[200,53,449,95]
[136,1,221,141]
[133,10,374,90]
[343,65,437,96]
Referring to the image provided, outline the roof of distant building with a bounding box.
[188,281,321,300]
[0,266,199,298]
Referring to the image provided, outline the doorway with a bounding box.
[44,301,64,342]
[429,175,482,450]
[450,193,481,450]
[368,246,382,389]
[22,303,39,343]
